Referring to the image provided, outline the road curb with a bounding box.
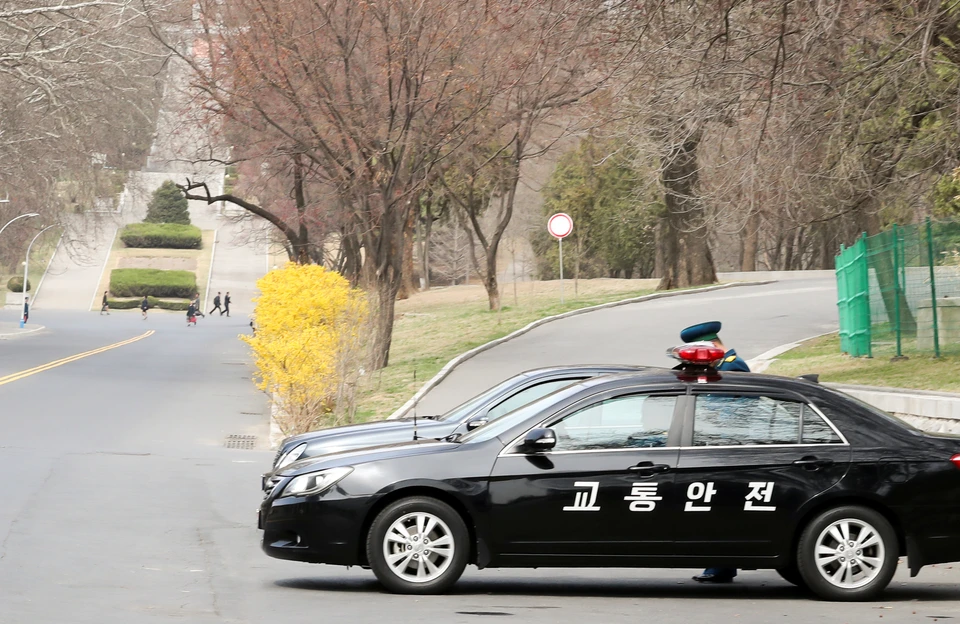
[746,330,839,373]
[387,280,776,419]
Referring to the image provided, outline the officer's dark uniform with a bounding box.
[680,321,750,583]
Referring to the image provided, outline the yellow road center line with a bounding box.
[0,330,155,387]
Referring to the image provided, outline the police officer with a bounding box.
[680,321,749,583]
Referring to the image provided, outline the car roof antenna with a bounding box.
[412,368,419,441]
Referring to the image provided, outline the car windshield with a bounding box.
[459,382,588,444]
[437,375,530,422]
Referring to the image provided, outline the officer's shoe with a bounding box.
[692,570,736,583]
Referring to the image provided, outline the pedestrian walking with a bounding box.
[22,296,29,324]
[186,301,197,326]
[222,292,231,317]
[192,292,205,318]
[682,320,750,585]
[141,295,149,320]
[209,292,222,316]
[101,291,110,315]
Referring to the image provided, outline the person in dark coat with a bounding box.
[222,292,231,317]
[101,291,110,315]
[681,321,750,584]
[140,295,149,320]
[22,296,29,323]
[209,292,222,316]
[186,302,197,326]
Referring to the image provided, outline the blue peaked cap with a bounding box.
[680,321,722,343]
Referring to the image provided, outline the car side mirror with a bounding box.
[466,418,489,431]
[519,428,556,453]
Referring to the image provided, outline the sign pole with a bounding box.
[559,237,564,304]
[547,212,573,306]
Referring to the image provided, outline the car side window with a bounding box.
[548,394,678,451]
[484,379,583,423]
[693,394,802,446]
[801,406,843,444]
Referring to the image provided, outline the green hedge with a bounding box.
[107,296,191,311]
[120,223,202,249]
[6,276,30,292]
[109,268,197,298]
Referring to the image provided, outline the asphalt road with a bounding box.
[2,285,960,624]
[417,277,843,416]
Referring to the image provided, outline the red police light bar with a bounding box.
[951,454,960,470]
[674,343,726,364]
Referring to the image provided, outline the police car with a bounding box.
[258,344,960,601]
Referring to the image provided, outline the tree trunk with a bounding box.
[483,243,501,310]
[420,214,432,291]
[397,209,416,300]
[740,211,759,271]
[371,272,402,369]
[656,131,717,290]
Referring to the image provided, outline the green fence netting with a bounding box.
[836,218,960,358]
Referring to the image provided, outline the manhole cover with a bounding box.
[224,434,257,449]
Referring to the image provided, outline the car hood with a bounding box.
[279,439,460,477]
[281,417,442,446]
[298,419,455,452]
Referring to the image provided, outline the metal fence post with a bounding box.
[835,244,847,352]
[926,217,941,358]
[892,224,903,358]
[858,235,872,358]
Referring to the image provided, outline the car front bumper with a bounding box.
[259,493,372,566]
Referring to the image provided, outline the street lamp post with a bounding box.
[0,213,40,238]
[21,224,59,327]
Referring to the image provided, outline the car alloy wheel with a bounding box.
[367,496,469,594]
[797,505,898,601]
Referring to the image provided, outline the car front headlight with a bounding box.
[280,466,353,498]
[275,443,308,469]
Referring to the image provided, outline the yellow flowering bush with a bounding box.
[244,263,368,435]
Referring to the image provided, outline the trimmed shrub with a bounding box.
[6,276,30,292]
[145,180,191,224]
[120,223,202,249]
[107,297,191,311]
[109,268,197,298]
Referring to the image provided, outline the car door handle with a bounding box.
[629,462,671,475]
[793,456,834,471]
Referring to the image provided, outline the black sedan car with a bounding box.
[267,365,642,475]
[259,362,960,602]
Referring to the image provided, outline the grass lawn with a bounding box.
[352,278,665,421]
[95,229,215,311]
[765,333,960,393]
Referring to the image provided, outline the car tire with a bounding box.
[366,496,469,594]
[796,505,898,601]
[775,562,806,588]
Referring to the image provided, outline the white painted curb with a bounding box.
[204,228,219,311]
[387,280,775,420]
[747,330,839,373]
[0,325,45,339]
[89,226,119,312]
[32,232,64,308]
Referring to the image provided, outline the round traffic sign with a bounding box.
[547,213,573,239]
